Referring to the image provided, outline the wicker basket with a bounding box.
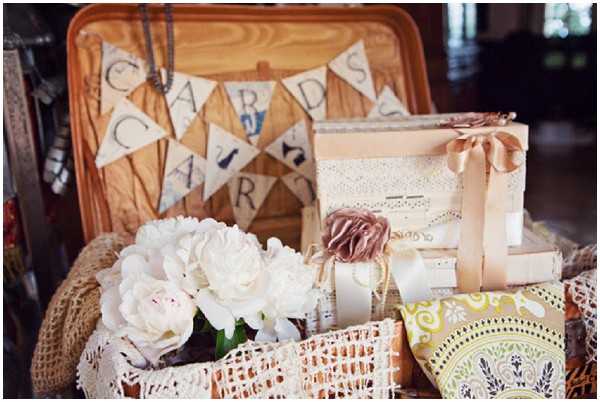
[77,319,412,398]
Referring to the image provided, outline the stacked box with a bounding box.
[313,116,528,248]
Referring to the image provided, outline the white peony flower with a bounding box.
[255,238,321,342]
[194,225,268,339]
[159,218,225,297]
[97,244,196,365]
[135,216,223,249]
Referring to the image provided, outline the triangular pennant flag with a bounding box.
[265,120,314,178]
[228,172,277,231]
[95,99,167,168]
[158,140,207,213]
[328,40,376,102]
[368,85,410,118]
[224,81,276,145]
[282,66,327,120]
[163,70,217,140]
[281,172,316,207]
[203,123,260,201]
[101,41,147,115]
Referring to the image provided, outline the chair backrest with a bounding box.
[67,4,432,249]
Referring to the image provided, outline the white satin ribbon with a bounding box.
[389,247,433,304]
[332,246,433,329]
[334,261,374,328]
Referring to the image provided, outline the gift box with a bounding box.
[301,206,561,335]
[313,115,528,249]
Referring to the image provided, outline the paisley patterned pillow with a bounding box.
[398,282,565,399]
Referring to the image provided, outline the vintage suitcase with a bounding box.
[66,3,432,251]
[44,4,592,399]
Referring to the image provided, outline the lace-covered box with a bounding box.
[301,206,561,335]
[313,115,528,248]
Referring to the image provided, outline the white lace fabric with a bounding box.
[565,268,597,363]
[77,319,400,398]
[316,155,525,235]
[316,155,526,198]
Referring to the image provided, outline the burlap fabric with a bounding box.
[30,233,129,396]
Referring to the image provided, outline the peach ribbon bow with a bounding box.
[446,131,525,292]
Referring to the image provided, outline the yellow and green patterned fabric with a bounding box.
[398,282,566,399]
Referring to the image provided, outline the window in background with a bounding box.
[447,3,477,48]
[544,3,593,38]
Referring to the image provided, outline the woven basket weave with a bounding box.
[30,233,129,396]
[31,230,596,397]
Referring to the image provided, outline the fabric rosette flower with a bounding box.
[322,208,391,263]
[256,238,321,342]
[194,225,269,339]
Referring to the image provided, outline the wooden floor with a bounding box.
[525,120,597,245]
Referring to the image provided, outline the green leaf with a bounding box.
[215,325,247,360]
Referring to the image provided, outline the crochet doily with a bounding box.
[565,267,597,363]
[77,319,401,398]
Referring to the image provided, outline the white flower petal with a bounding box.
[255,328,277,343]
[228,296,266,319]
[96,265,121,289]
[100,286,126,330]
[120,254,151,278]
[195,289,236,339]
[242,312,264,330]
[274,318,301,341]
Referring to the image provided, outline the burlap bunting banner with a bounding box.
[203,123,260,201]
[158,140,207,213]
[163,70,216,140]
[328,40,376,102]
[228,172,277,231]
[282,66,327,121]
[95,38,401,215]
[224,81,276,146]
[95,99,167,168]
[368,85,410,118]
[100,41,147,115]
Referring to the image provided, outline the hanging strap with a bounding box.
[139,4,175,94]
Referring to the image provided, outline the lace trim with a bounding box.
[565,269,597,363]
[77,320,401,398]
[316,155,526,199]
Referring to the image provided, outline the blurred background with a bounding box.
[3,3,596,397]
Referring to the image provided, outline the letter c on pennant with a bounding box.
[112,115,150,149]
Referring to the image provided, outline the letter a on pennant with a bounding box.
[224,81,276,146]
[227,172,277,231]
[282,66,327,121]
[203,123,260,201]
[328,40,376,102]
[281,172,316,207]
[368,86,410,118]
[164,70,216,140]
[265,120,314,179]
[95,99,167,168]
[158,140,207,214]
[100,41,147,115]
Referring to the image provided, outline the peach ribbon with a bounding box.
[447,131,525,292]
